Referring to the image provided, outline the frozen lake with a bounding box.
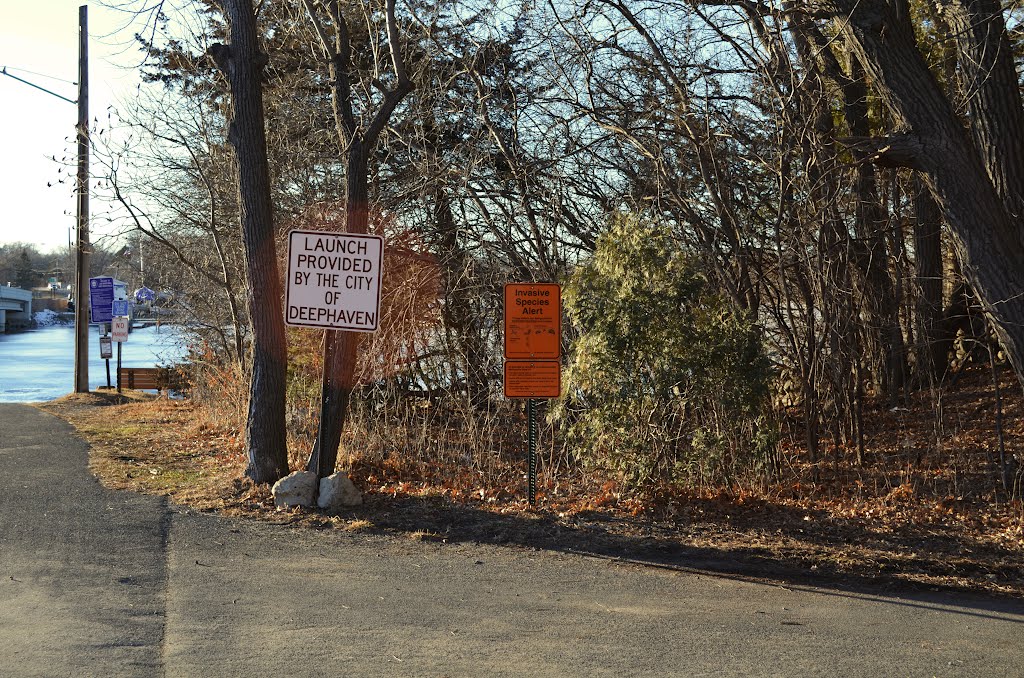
[0,323,187,403]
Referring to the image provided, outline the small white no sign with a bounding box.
[111,316,129,343]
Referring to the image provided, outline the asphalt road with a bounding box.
[1,403,1022,677]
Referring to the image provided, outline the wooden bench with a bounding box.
[117,367,175,393]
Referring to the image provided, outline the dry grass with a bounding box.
[39,391,273,518]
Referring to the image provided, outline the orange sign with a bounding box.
[504,283,561,360]
[504,360,561,399]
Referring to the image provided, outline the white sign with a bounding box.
[285,230,384,332]
[111,316,129,343]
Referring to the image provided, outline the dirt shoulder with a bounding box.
[36,391,1024,599]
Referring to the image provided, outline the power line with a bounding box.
[0,67,76,105]
[1,65,76,86]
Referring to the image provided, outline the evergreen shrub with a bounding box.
[556,216,777,490]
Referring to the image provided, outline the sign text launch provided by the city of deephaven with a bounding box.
[284,230,384,332]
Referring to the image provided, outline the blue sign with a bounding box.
[112,299,130,317]
[89,276,114,323]
[135,286,156,303]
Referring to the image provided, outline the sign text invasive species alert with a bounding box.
[504,283,561,360]
[503,283,561,399]
[285,230,383,332]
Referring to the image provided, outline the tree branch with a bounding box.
[838,133,924,169]
[364,0,414,147]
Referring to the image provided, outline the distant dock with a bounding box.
[0,286,32,333]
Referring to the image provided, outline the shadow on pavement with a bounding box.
[323,493,1024,624]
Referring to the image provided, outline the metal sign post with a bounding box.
[111,311,129,394]
[103,325,111,388]
[528,399,538,504]
[503,283,562,506]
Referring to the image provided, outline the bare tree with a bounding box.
[92,97,249,366]
[300,0,414,478]
[209,0,289,484]
[824,0,1024,387]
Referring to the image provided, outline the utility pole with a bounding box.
[73,4,90,393]
[0,8,90,391]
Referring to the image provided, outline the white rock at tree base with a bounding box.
[271,470,317,508]
[318,473,363,509]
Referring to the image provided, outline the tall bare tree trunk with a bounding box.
[210,0,289,484]
[939,0,1024,224]
[306,140,369,477]
[794,18,908,399]
[301,0,413,478]
[836,0,1024,388]
[842,57,906,397]
[913,176,946,379]
[432,186,490,409]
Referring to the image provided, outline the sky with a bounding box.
[0,1,146,253]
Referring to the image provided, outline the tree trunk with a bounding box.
[306,140,369,478]
[795,18,908,398]
[913,176,946,379]
[210,0,289,484]
[432,187,490,409]
[837,0,1024,388]
[939,0,1024,224]
[842,57,906,397]
[300,0,413,478]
